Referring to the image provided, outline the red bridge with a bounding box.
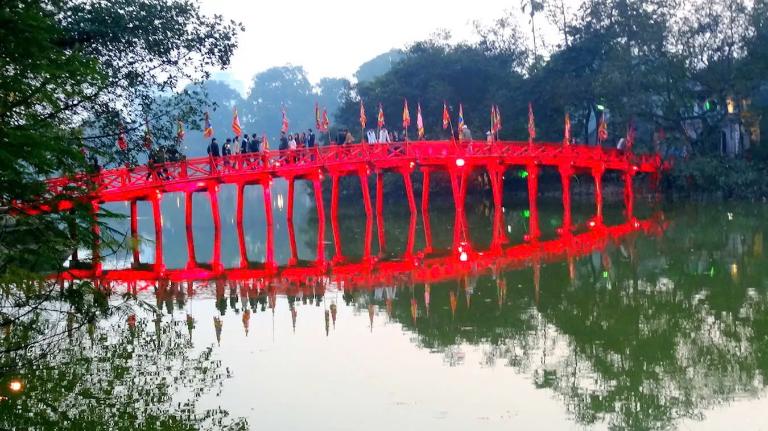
[39,140,662,276]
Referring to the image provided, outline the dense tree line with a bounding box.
[336,0,768,157]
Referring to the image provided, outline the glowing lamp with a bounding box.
[588,220,596,228]
[459,251,468,262]
[196,181,205,188]
[409,162,415,169]
[455,158,465,167]
[8,380,22,393]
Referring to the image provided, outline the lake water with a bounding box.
[81,178,768,430]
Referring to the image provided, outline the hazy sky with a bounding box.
[200,0,536,89]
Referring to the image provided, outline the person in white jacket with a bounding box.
[366,129,377,144]
[379,127,391,143]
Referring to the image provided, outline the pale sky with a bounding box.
[199,0,559,89]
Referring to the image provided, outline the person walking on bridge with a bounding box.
[207,137,220,173]
[207,138,220,157]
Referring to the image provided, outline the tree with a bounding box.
[0,0,241,273]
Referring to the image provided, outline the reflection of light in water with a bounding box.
[730,263,739,279]
[507,225,512,233]
[276,194,284,211]
[728,212,734,221]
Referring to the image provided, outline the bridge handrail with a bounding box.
[42,140,661,199]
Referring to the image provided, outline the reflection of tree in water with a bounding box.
[340,203,768,429]
[0,310,247,430]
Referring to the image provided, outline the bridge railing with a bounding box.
[40,140,662,200]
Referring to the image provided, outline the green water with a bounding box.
[5,188,768,430]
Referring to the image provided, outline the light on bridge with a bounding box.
[455,158,465,167]
[459,251,468,262]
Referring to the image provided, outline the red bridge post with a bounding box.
[287,177,295,222]
[130,199,139,267]
[330,173,343,262]
[420,168,432,253]
[185,191,195,269]
[151,193,163,272]
[624,170,635,221]
[592,165,605,226]
[312,177,326,264]
[402,168,416,214]
[236,183,248,269]
[375,171,385,254]
[209,186,221,273]
[262,178,274,269]
[559,164,573,234]
[526,163,540,241]
[91,201,102,276]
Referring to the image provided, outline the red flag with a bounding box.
[442,102,450,130]
[490,105,496,136]
[203,112,213,138]
[116,123,127,150]
[281,107,289,133]
[377,103,385,129]
[528,102,536,141]
[597,112,608,143]
[143,119,152,150]
[626,119,636,152]
[321,109,330,132]
[360,101,367,129]
[176,120,185,142]
[564,113,572,146]
[232,107,242,137]
[457,104,464,131]
[416,103,424,139]
[402,99,411,129]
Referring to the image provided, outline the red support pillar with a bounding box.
[287,213,298,266]
[287,177,295,222]
[313,177,326,264]
[185,191,195,269]
[151,193,164,272]
[209,186,221,272]
[405,214,417,258]
[262,179,274,268]
[130,200,139,266]
[363,211,373,261]
[593,166,604,226]
[359,170,373,218]
[527,164,540,241]
[488,164,507,250]
[91,201,102,276]
[488,165,504,209]
[236,183,248,269]
[624,170,635,222]
[402,169,416,214]
[330,173,342,262]
[375,171,385,254]
[450,168,469,245]
[559,164,573,235]
[421,168,432,253]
